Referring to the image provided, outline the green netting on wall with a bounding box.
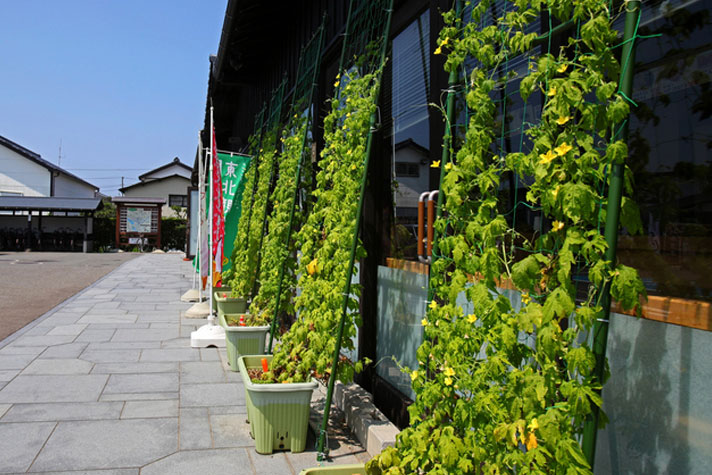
[229,78,288,299]
[367,1,647,473]
[249,18,327,336]
[221,103,266,287]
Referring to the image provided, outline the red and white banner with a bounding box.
[211,124,225,288]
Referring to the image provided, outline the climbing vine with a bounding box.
[259,67,382,384]
[222,133,259,287]
[249,112,310,322]
[230,130,279,299]
[368,1,645,474]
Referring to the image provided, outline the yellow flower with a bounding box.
[430,160,440,168]
[547,87,557,97]
[521,292,531,305]
[444,367,455,377]
[444,162,453,171]
[434,46,442,55]
[429,300,438,310]
[525,432,538,450]
[444,377,453,386]
[552,185,561,198]
[441,37,449,46]
[528,418,539,431]
[306,258,318,276]
[421,318,429,327]
[467,313,477,324]
[552,220,565,232]
[539,150,557,164]
[557,63,568,73]
[351,164,357,171]
[334,80,340,88]
[555,115,570,126]
[410,370,419,381]
[554,142,573,156]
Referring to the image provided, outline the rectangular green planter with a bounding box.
[214,292,247,319]
[238,355,317,454]
[212,285,231,302]
[299,465,366,475]
[218,313,269,371]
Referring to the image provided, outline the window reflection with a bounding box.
[388,11,431,261]
[618,0,712,301]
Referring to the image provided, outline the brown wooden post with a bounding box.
[115,204,121,250]
[38,212,43,250]
[156,205,162,249]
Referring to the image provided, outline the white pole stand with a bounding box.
[190,315,226,348]
[185,300,210,318]
[181,288,205,303]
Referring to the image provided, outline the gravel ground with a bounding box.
[0,251,139,341]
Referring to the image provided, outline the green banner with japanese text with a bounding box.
[217,152,250,272]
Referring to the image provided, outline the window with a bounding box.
[169,194,187,207]
[616,0,712,302]
[395,162,420,177]
[385,10,431,261]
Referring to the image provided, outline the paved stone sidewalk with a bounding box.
[0,254,367,474]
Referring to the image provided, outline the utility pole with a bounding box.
[58,139,62,166]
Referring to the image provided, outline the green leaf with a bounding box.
[620,196,643,235]
[610,264,646,314]
[511,254,548,290]
[542,287,575,323]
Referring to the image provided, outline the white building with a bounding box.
[119,157,192,218]
[0,134,99,198]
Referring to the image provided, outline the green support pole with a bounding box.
[268,21,327,352]
[266,135,306,351]
[252,79,288,299]
[316,0,393,461]
[582,0,640,467]
[430,0,462,280]
[242,104,267,266]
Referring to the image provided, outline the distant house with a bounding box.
[0,134,100,251]
[119,157,192,218]
[393,138,430,214]
[0,134,99,198]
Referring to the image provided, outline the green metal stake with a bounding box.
[240,104,266,285]
[430,0,462,272]
[268,21,327,352]
[252,79,288,299]
[581,0,640,467]
[316,0,393,461]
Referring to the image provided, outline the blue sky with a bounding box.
[0,1,227,194]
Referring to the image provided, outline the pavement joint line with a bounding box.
[0,256,139,351]
[140,449,181,471]
[25,420,58,473]
[245,446,259,475]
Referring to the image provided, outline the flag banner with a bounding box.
[218,152,251,272]
[199,142,209,291]
[211,126,225,288]
[194,152,250,275]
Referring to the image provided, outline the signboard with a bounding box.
[126,207,152,233]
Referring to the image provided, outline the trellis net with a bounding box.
[368,0,646,473]
[248,19,326,334]
[229,79,287,299]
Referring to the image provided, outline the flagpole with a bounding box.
[196,134,203,299]
[209,105,215,323]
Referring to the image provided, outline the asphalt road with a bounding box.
[0,252,139,341]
